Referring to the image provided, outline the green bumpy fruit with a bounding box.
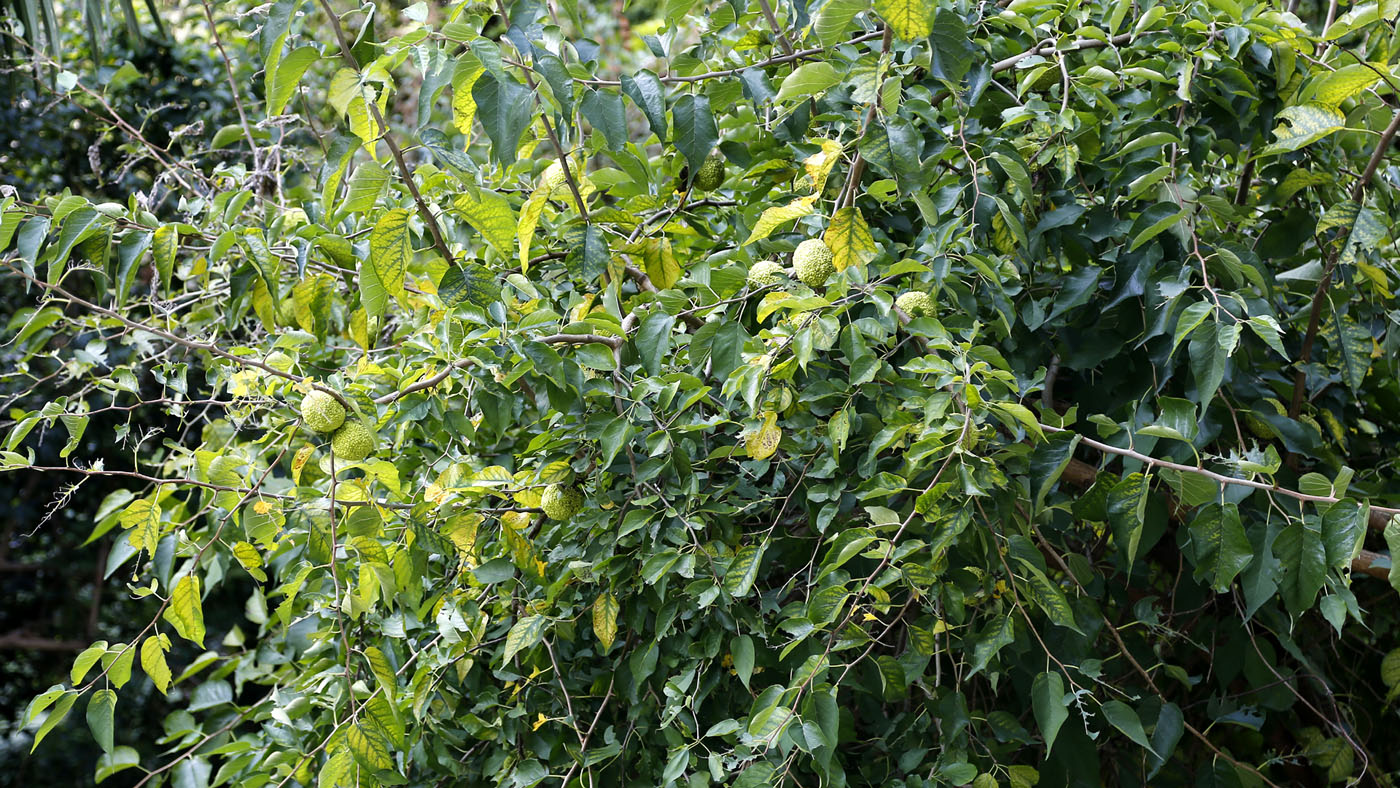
[541,484,584,521]
[694,154,725,191]
[747,260,784,288]
[301,390,346,433]
[330,421,376,462]
[793,239,835,288]
[895,291,936,319]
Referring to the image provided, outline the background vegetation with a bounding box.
[6,0,1400,786]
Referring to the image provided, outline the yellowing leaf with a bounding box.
[162,575,206,646]
[743,196,817,246]
[593,592,619,651]
[347,723,394,772]
[824,207,877,272]
[291,445,314,485]
[232,541,267,582]
[502,614,548,663]
[642,237,681,289]
[803,139,845,195]
[518,188,549,272]
[141,634,172,694]
[745,412,782,460]
[1259,104,1346,156]
[875,0,935,40]
[453,189,517,255]
[1308,62,1385,107]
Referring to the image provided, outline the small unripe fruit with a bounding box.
[895,292,936,319]
[540,484,584,520]
[330,421,375,462]
[793,239,835,288]
[694,154,725,191]
[301,390,346,433]
[747,260,784,288]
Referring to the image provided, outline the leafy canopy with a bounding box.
[8,0,1400,786]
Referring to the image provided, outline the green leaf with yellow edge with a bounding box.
[593,592,619,651]
[363,208,412,321]
[825,206,877,272]
[502,614,548,664]
[874,0,934,40]
[453,189,516,255]
[451,57,484,135]
[151,224,178,296]
[723,542,766,597]
[162,575,205,646]
[141,634,172,694]
[1258,104,1346,156]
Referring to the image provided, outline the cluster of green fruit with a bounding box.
[745,239,936,322]
[300,390,376,461]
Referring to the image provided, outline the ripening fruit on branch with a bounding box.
[330,421,376,462]
[301,390,346,433]
[694,153,725,191]
[793,239,835,288]
[541,484,584,520]
[895,291,936,319]
[747,260,784,288]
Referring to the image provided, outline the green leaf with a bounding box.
[874,0,934,40]
[86,689,116,753]
[732,762,775,788]
[1188,503,1254,592]
[621,70,668,143]
[363,208,413,321]
[1030,671,1058,750]
[967,615,1014,677]
[95,746,140,783]
[472,74,533,165]
[453,189,517,254]
[1307,62,1385,107]
[724,543,766,597]
[732,635,755,688]
[267,46,319,117]
[775,62,841,103]
[635,310,676,376]
[1276,518,1327,615]
[929,9,975,83]
[49,205,102,283]
[1259,104,1346,156]
[438,263,501,308]
[815,0,869,46]
[564,224,611,282]
[1019,566,1081,633]
[502,614,548,663]
[71,641,109,685]
[1101,700,1158,756]
[30,691,77,752]
[1128,201,1186,251]
[162,574,206,646]
[672,93,718,180]
[1107,472,1149,564]
[1323,313,1371,391]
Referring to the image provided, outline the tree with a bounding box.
[6,0,1400,785]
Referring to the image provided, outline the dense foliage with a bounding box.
[8,0,1400,785]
